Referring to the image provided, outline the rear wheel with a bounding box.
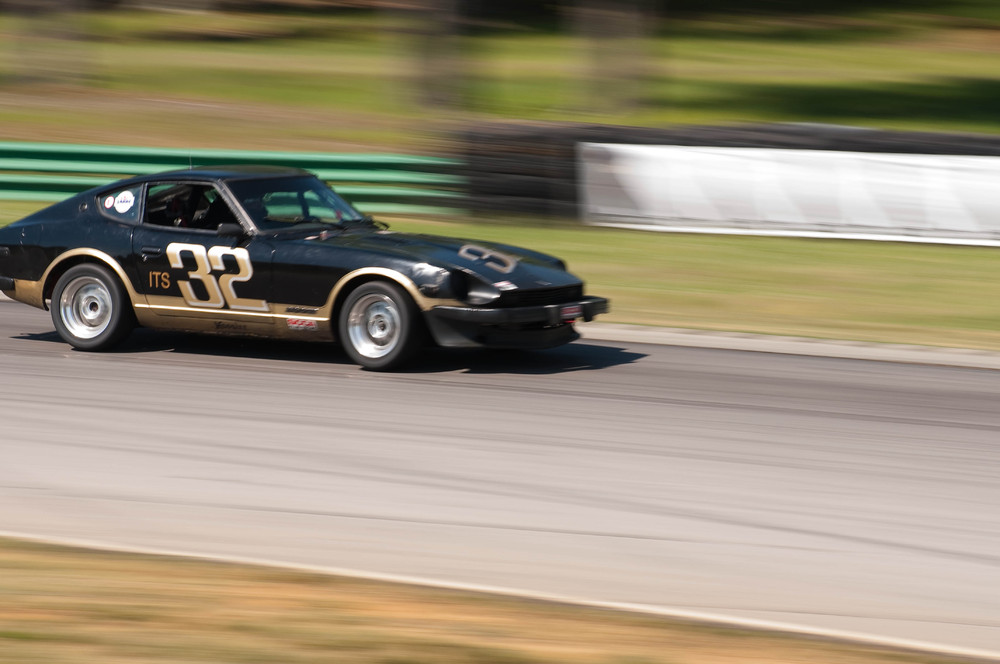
[51,264,134,351]
[339,281,424,370]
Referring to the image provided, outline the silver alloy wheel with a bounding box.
[346,293,401,359]
[58,275,113,340]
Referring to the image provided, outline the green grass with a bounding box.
[0,201,41,225]
[0,536,974,664]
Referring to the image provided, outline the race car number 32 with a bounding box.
[165,242,268,312]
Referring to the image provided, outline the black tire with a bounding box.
[338,281,424,371]
[50,264,134,351]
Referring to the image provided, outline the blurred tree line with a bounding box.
[3,0,941,16]
[0,0,655,114]
[402,0,651,113]
[0,0,960,115]
[2,0,91,83]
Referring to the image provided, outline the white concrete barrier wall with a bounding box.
[579,143,1000,245]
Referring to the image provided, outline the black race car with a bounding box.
[0,166,608,370]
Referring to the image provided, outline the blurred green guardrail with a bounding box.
[0,141,464,215]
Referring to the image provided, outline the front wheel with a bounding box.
[50,264,134,351]
[338,281,424,370]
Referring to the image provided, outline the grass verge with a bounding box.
[5,202,1000,352]
[3,8,1000,148]
[0,537,976,664]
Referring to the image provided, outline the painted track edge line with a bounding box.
[2,529,998,662]
[577,323,1000,370]
[586,222,1000,247]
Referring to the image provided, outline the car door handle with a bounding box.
[140,246,163,261]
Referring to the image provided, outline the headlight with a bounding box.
[452,270,501,306]
[466,279,501,306]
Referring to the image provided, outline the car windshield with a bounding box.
[226,175,367,232]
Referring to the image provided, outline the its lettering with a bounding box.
[148,271,171,290]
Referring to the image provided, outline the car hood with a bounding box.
[311,229,581,287]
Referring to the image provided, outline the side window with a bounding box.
[97,186,142,223]
[144,183,237,231]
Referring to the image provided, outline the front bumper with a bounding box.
[424,296,610,349]
[431,296,609,326]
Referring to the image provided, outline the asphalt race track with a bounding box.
[1,298,998,658]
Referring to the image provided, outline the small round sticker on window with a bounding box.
[103,195,115,209]
[113,190,135,214]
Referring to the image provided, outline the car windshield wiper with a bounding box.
[262,216,338,230]
[341,214,389,230]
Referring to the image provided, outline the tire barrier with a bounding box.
[460,122,1000,219]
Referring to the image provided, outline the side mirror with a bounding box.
[217,223,246,238]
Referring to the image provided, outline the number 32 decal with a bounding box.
[165,243,268,312]
[458,244,517,274]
